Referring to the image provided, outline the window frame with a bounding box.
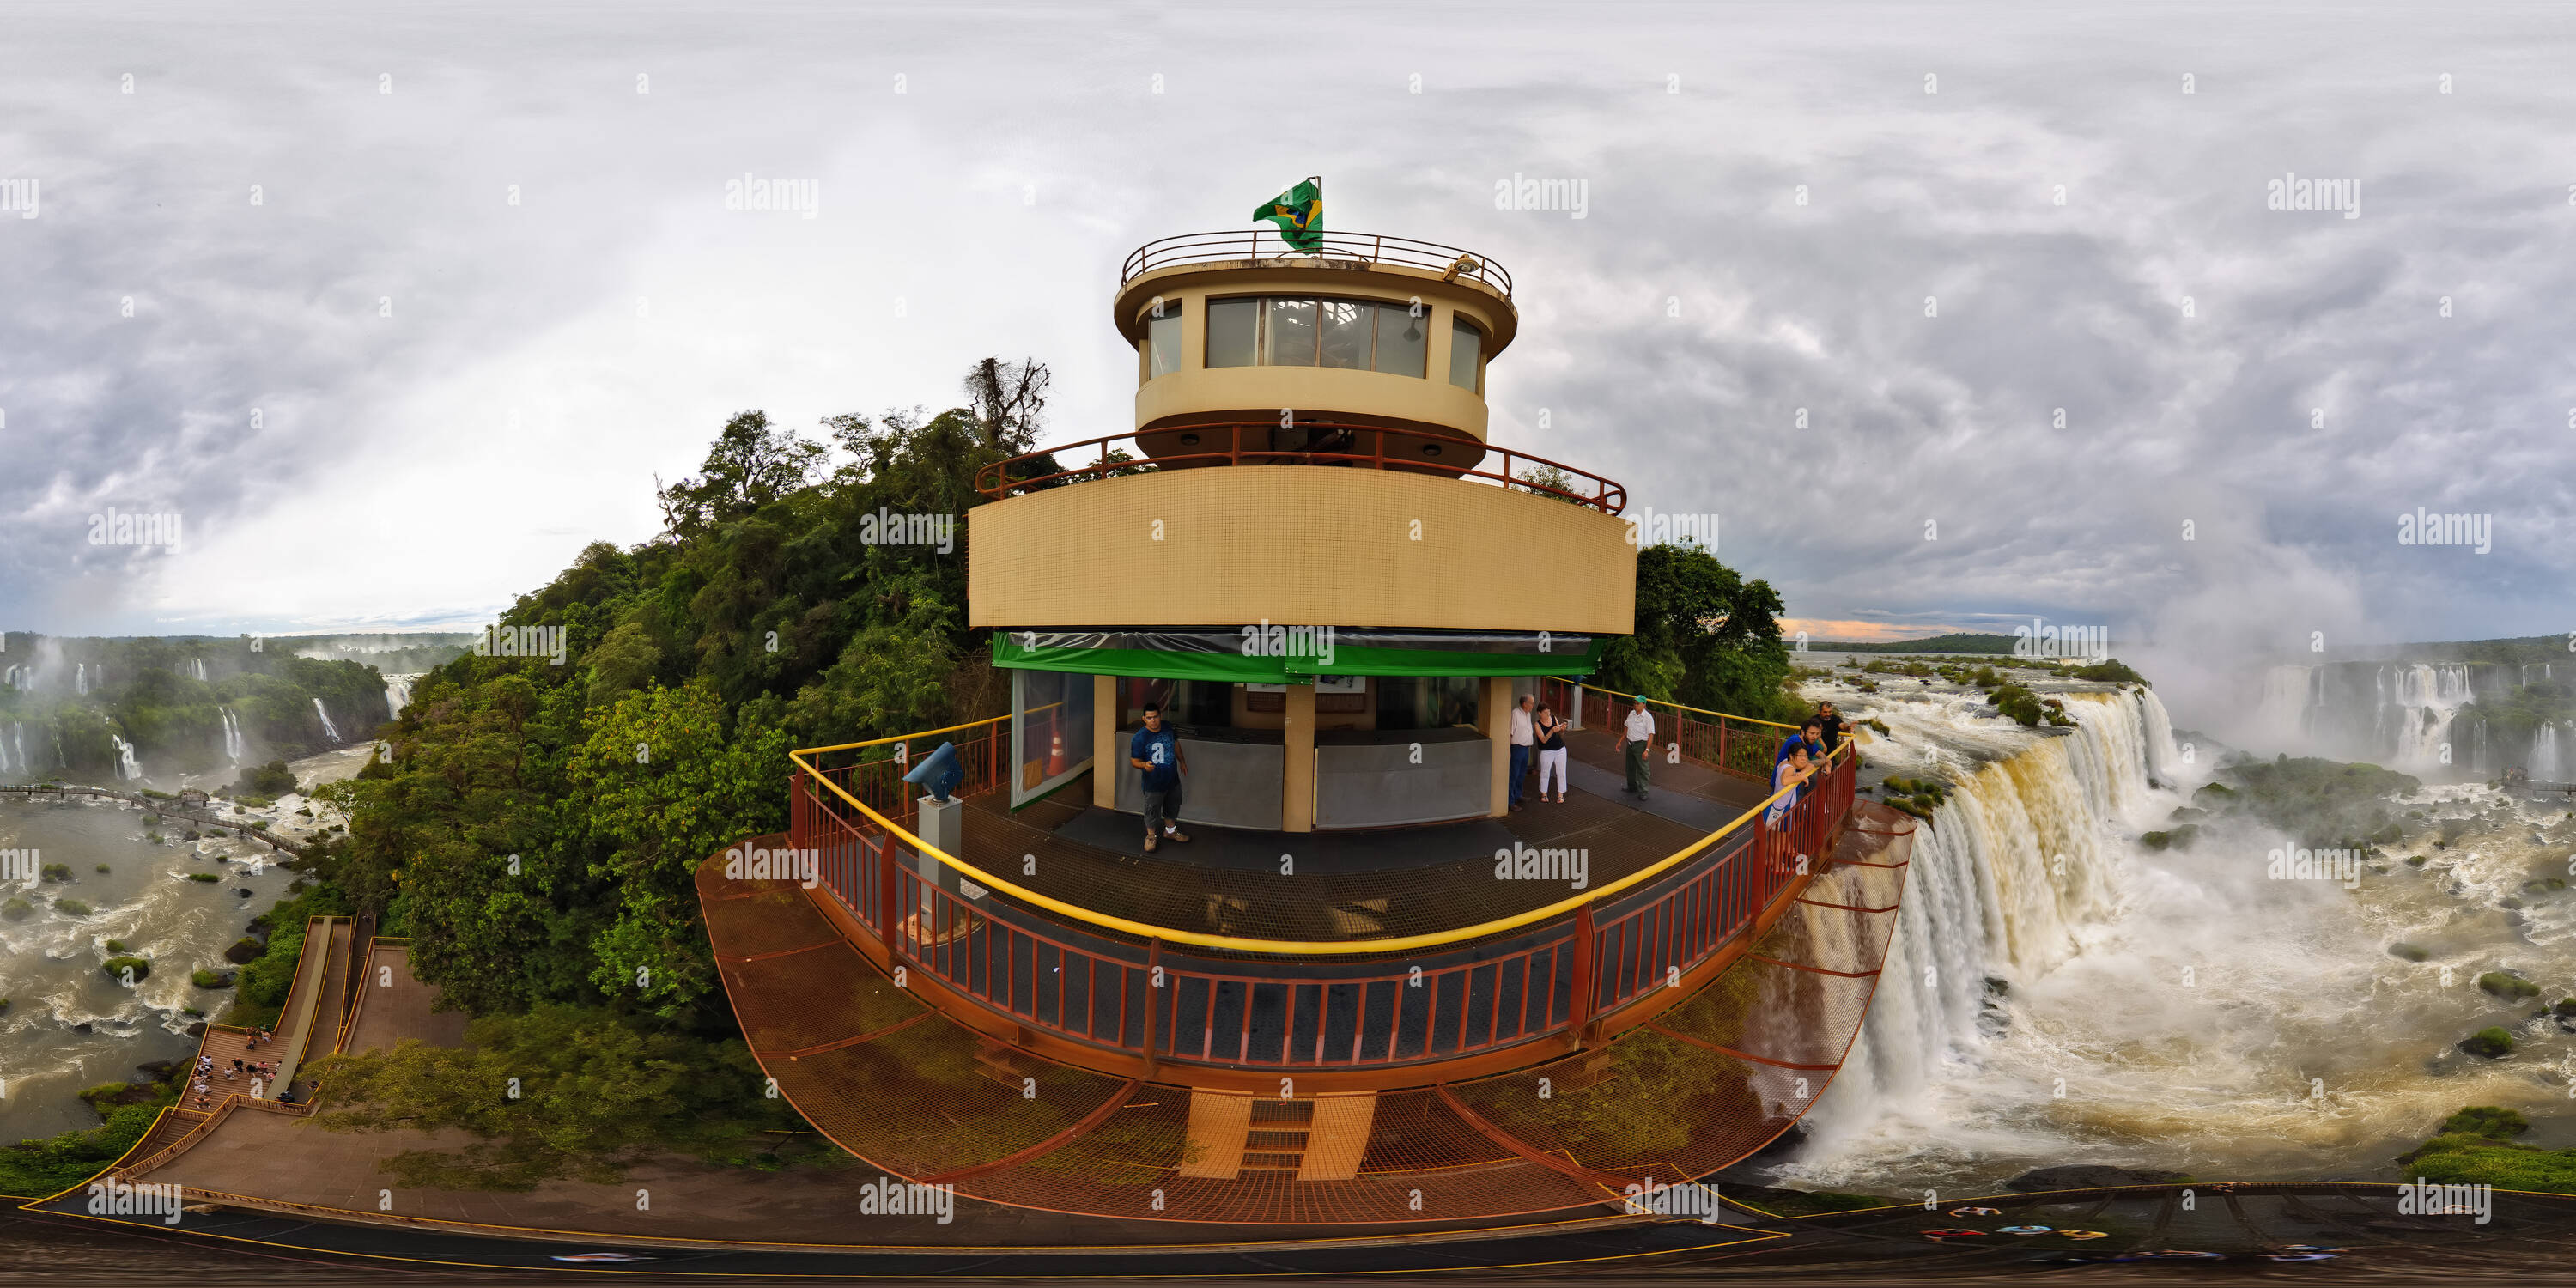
[1199,293,1434,379]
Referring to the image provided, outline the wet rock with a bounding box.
[2006,1164,2190,1191]
[185,1021,206,1038]
[2458,1027,2515,1059]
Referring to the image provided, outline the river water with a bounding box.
[0,746,376,1143]
[1771,658,2576,1194]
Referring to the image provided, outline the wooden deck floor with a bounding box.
[951,727,1783,943]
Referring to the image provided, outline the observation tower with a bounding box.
[698,224,1917,1232]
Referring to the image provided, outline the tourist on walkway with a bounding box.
[1622,697,1656,799]
[1534,704,1570,804]
[1508,694,1535,811]
[1767,743,1818,832]
[1816,702,1847,753]
[1777,718,1826,768]
[1128,702,1189,853]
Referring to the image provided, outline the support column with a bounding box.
[1283,683,1316,833]
[1092,674,1118,811]
[1483,675,1514,817]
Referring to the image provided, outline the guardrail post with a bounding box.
[1568,905,1596,1037]
[1141,938,1163,1074]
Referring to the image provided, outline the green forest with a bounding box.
[18,358,1805,1188]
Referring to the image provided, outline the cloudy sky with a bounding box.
[3,2,2569,702]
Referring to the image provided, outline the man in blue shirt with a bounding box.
[1128,702,1190,853]
[1777,718,1827,769]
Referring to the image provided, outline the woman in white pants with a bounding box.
[1534,704,1571,803]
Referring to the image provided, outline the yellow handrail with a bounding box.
[796,714,1011,759]
[1574,682,1805,732]
[784,736,1848,957]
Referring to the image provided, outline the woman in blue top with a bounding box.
[1766,741,1817,832]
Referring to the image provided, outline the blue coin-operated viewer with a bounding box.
[902,741,969,911]
[903,740,963,803]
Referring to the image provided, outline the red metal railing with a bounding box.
[1122,229,1513,300]
[785,733,1857,1076]
[1553,680,1800,783]
[977,421,1626,514]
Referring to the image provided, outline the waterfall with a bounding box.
[13,725,24,771]
[2535,723,2564,783]
[313,697,340,742]
[1790,688,2181,1178]
[2261,661,2476,772]
[110,735,140,781]
[221,709,245,762]
[76,663,87,696]
[383,673,416,719]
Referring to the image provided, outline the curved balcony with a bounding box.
[1122,229,1513,301]
[745,683,1863,1095]
[977,422,1625,513]
[969,426,1636,635]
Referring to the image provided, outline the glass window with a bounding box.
[1206,298,1258,368]
[1144,299,1185,380]
[1265,298,1316,366]
[1318,300,1371,369]
[1375,300,1428,377]
[1449,315,1484,392]
[1374,676,1482,731]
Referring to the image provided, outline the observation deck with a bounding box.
[697,686,1916,1226]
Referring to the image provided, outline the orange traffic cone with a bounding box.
[1048,726,1066,776]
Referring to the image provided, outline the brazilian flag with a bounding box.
[1254,177,1323,252]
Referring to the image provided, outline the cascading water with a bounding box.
[110,735,140,781]
[2535,723,2564,783]
[2257,662,2479,773]
[221,709,246,762]
[383,673,416,718]
[76,662,88,696]
[1783,670,2576,1192]
[313,697,340,742]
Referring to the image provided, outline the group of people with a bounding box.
[1764,702,1848,830]
[189,1049,283,1108]
[1505,696,1575,807]
[1516,693,1850,826]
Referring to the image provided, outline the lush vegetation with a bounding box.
[2178,755,2417,853]
[235,759,300,795]
[0,1104,165,1200]
[301,1006,815,1189]
[1593,542,1801,723]
[2400,1105,2576,1193]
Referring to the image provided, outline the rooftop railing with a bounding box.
[774,685,1862,1080]
[977,420,1626,514]
[1122,229,1513,300]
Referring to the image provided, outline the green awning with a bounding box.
[991,629,1602,680]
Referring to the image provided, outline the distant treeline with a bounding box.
[1809,633,2018,655]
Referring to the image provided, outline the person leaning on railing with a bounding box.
[1766,741,1820,866]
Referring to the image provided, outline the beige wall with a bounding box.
[969,466,1637,635]
[1136,364,1492,442]
[1117,264,1516,443]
